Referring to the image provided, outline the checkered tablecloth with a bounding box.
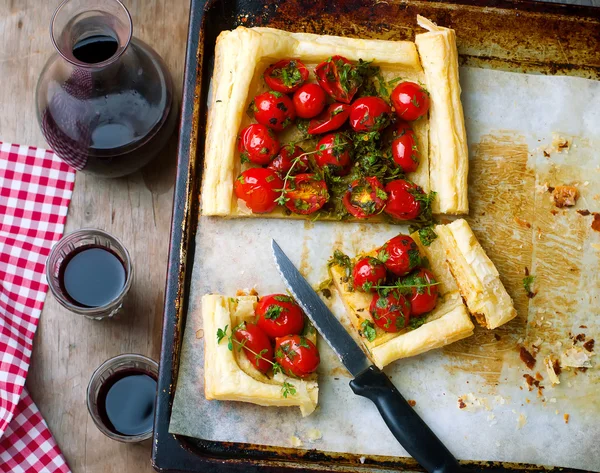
[0,142,74,472]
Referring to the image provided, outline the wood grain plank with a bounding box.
[0,0,189,471]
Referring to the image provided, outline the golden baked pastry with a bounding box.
[203,294,319,416]
[328,219,516,368]
[201,18,468,220]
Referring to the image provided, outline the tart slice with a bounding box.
[328,219,516,368]
[329,234,474,368]
[203,294,319,417]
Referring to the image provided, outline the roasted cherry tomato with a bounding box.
[369,291,411,332]
[284,173,329,215]
[307,103,350,135]
[315,56,362,104]
[234,168,283,214]
[264,59,309,94]
[352,256,387,292]
[404,268,439,316]
[378,234,421,276]
[237,124,280,165]
[384,179,425,221]
[314,133,352,175]
[233,323,274,373]
[251,91,296,131]
[391,126,418,173]
[342,176,387,219]
[391,82,430,122]
[275,334,320,378]
[256,294,305,338]
[293,83,327,119]
[268,144,309,175]
[349,97,391,132]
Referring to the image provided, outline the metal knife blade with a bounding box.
[271,239,370,377]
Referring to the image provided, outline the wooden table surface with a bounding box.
[2,0,599,472]
[0,0,190,472]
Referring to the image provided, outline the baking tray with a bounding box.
[152,0,600,471]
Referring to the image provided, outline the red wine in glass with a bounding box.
[97,369,157,437]
[58,245,126,308]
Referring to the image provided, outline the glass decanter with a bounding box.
[36,0,177,177]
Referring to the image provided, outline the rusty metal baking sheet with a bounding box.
[169,59,600,471]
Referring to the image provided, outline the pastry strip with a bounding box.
[415,15,469,215]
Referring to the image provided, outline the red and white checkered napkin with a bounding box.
[0,142,74,472]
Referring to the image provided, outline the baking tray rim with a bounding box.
[152,0,600,471]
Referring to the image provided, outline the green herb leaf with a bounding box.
[274,295,293,303]
[298,337,310,349]
[523,275,536,298]
[361,320,377,342]
[418,226,438,246]
[409,316,426,330]
[265,304,284,320]
[216,325,228,344]
[255,348,268,367]
[377,248,390,263]
[408,249,422,269]
[272,362,283,375]
[282,381,297,398]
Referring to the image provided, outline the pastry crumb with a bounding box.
[564,413,570,424]
[552,186,579,208]
[552,134,571,153]
[407,400,416,407]
[517,413,527,429]
[544,356,560,385]
[196,329,204,339]
[561,347,593,368]
[306,429,322,442]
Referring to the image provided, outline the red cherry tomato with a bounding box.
[268,144,309,175]
[234,168,283,214]
[237,124,280,165]
[342,176,387,219]
[264,59,309,94]
[307,103,350,135]
[391,82,430,122]
[256,294,305,338]
[314,133,352,175]
[404,268,439,316]
[391,127,419,173]
[233,323,274,373]
[369,291,411,332]
[378,234,421,276]
[284,173,329,215]
[314,56,362,104]
[349,97,391,132]
[251,91,296,131]
[384,179,424,221]
[352,257,387,292]
[275,334,320,378]
[293,83,327,119]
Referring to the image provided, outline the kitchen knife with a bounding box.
[272,239,464,473]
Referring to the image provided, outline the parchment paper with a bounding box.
[169,67,600,471]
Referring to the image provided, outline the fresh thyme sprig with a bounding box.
[275,140,350,207]
[373,280,440,296]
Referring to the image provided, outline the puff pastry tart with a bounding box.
[201,16,468,222]
[327,219,516,368]
[203,293,319,416]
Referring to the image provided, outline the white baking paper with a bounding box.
[169,67,600,471]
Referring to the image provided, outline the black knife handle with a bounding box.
[350,365,464,473]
